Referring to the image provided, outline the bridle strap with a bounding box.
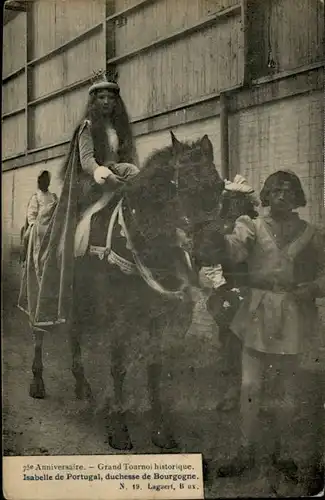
[105,198,122,253]
[118,203,187,299]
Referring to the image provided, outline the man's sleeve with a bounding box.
[193,215,256,268]
[310,229,325,298]
[26,194,39,225]
[225,215,256,264]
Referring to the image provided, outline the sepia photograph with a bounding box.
[2,0,325,498]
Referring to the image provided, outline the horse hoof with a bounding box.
[29,378,46,399]
[108,431,133,451]
[151,430,178,450]
[75,381,93,401]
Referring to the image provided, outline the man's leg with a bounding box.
[240,347,265,451]
[217,347,265,476]
[218,330,242,411]
[271,356,300,482]
[299,369,325,495]
[274,365,325,492]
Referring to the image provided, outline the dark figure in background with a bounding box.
[205,175,259,411]
[18,170,58,321]
[20,170,58,264]
[195,170,325,494]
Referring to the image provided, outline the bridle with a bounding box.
[172,154,221,233]
[171,157,192,232]
[124,153,220,252]
[123,159,191,242]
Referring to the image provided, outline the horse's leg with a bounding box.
[108,336,132,451]
[70,322,93,401]
[148,363,178,449]
[29,328,46,399]
[69,257,93,401]
[148,317,178,449]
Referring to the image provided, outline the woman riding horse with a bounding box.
[70,132,224,450]
[23,77,139,397]
[24,76,139,328]
[65,75,140,258]
[25,86,225,450]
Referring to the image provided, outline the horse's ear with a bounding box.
[200,134,214,160]
[170,131,182,154]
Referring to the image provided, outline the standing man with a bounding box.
[195,170,325,488]
[205,175,260,412]
[18,170,58,317]
[20,170,57,266]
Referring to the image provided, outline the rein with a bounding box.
[89,197,189,300]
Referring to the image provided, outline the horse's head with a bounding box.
[170,131,224,230]
[122,146,182,248]
[122,132,224,255]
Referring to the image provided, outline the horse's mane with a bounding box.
[143,137,211,167]
[120,143,176,202]
[118,136,223,218]
[124,137,209,192]
[91,135,224,266]
[142,144,175,172]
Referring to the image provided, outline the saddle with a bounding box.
[84,197,192,300]
[74,192,115,258]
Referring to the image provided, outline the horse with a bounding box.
[29,131,225,451]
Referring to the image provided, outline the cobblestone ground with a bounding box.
[3,288,325,498]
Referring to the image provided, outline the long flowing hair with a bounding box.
[60,90,137,181]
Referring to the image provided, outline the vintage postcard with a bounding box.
[2,0,325,499]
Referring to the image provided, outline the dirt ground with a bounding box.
[2,288,325,498]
